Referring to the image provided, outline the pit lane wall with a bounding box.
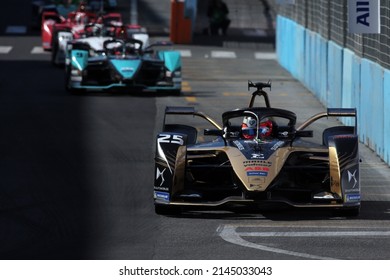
[276,15,390,166]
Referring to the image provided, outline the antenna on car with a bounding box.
[248,80,271,91]
[248,80,271,108]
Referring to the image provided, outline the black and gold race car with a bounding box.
[154,81,360,216]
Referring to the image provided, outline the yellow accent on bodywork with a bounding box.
[329,146,342,198]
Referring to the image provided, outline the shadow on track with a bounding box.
[157,201,390,222]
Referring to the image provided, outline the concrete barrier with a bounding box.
[317,34,328,105]
[342,49,360,127]
[276,15,388,165]
[384,69,390,164]
[360,59,384,155]
[303,29,313,91]
[327,41,343,108]
[276,16,300,78]
[296,23,305,82]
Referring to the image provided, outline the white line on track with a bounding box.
[31,46,48,54]
[211,50,237,59]
[218,225,390,259]
[239,231,390,237]
[218,225,334,260]
[0,46,12,54]
[254,52,277,60]
[178,50,192,57]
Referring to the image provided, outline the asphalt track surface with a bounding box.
[1,0,390,260]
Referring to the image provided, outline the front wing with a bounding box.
[65,48,182,93]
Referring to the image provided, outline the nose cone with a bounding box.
[110,59,141,79]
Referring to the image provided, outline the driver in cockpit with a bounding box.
[241,116,273,140]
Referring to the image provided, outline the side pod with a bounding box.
[159,50,182,72]
[154,132,187,204]
[328,134,360,206]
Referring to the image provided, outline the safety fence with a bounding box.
[275,0,390,165]
[277,0,390,69]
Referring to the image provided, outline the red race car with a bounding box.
[41,1,122,51]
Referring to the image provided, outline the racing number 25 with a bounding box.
[158,134,184,145]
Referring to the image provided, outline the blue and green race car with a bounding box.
[65,36,182,94]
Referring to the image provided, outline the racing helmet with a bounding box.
[241,117,273,140]
[88,24,102,36]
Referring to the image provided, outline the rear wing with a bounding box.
[164,106,222,130]
[297,108,357,132]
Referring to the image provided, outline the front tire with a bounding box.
[65,66,84,95]
[155,204,181,215]
[333,206,360,217]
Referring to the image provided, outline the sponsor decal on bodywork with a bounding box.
[245,166,269,177]
[155,167,166,186]
[271,140,284,151]
[245,166,270,171]
[345,193,361,202]
[121,67,134,73]
[343,167,360,194]
[251,153,265,159]
[245,166,268,188]
[243,160,272,167]
[233,140,245,150]
[247,171,268,176]
[156,133,184,173]
[249,176,266,188]
[154,191,170,202]
[347,169,358,189]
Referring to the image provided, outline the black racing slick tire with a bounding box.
[154,204,181,215]
[333,206,360,217]
[65,66,84,95]
[65,66,71,91]
[171,89,181,96]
